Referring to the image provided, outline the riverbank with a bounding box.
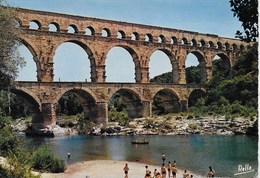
[40,160,204,178]
[92,115,257,136]
[11,115,258,137]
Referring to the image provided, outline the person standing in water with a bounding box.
[67,151,71,159]
[161,153,166,163]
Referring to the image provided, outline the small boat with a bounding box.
[131,139,149,144]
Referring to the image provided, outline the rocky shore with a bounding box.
[93,115,258,136]
[11,115,258,137]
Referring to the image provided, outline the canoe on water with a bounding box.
[131,139,149,144]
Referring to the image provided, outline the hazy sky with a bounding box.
[6,0,242,82]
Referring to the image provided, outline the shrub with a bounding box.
[108,108,129,125]
[32,145,65,173]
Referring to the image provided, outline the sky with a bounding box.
[6,0,243,82]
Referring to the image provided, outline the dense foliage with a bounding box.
[230,0,258,42]
[149,44,258,117]
[150,72,173,83]
[57,92,83,116]
[191,43,258,116]
[150,66,202,84]
[0,1,25,88]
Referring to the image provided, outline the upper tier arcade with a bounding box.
[15,8,249,83]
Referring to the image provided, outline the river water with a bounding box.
[25,134,258,177]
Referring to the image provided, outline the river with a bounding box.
[25,134,258,177]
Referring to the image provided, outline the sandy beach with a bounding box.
[40,160,205,178]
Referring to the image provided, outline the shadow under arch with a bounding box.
[106,44,141,83]
[54,39,96,82]
[187,50,207,83]
[56,88,99,123]
[149,48,179,84]
[9,88,42,123]
[188,89,206,107]
[109,88,144,118]
[152,88,181,115]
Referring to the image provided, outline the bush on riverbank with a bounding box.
[108,108,129,126]
[0,116,65,176]
[32,145,65,173]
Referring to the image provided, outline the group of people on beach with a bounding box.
[123,153,215,178]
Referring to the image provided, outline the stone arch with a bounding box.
[186,50,207,83]
[199,39,206,47]
[9,88,42,123]
[86,26,95,35]
[188,89,206,107]
[213,52,231,73]
[49,22,60,32]
[181,38,188,45]
[171,36,178,44]
[117,30,126,39]
[224,42,230,50]
[56,88,99,122]
[131,32,140,40]
[208,41,215,48]
[10,88,41,111]
[101,28,111,37]
[217,41,222,49]
[145,33,153,42]
[149,48,179,83]
[152,88,181,115]
[53,39,96,81]
[17,38,41,80]
[191,39,197,47]
[29,20,41,30]
[68,24,78,33]
[158,35,166,43]
[106,44,141,83]
[109,88,144,118]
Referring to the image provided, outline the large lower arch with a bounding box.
[109,89,144,118]
[152,89,181,115]
[188,89,206,107]
[9,88,42,123]
[105,45,141,83]
[56,89,99,123]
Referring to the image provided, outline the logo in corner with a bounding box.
[234,164,254,176]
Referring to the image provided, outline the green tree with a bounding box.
[230,0,258,42]
[150,71,173,83]
[185,66,202,84]
[0,1,25,88]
